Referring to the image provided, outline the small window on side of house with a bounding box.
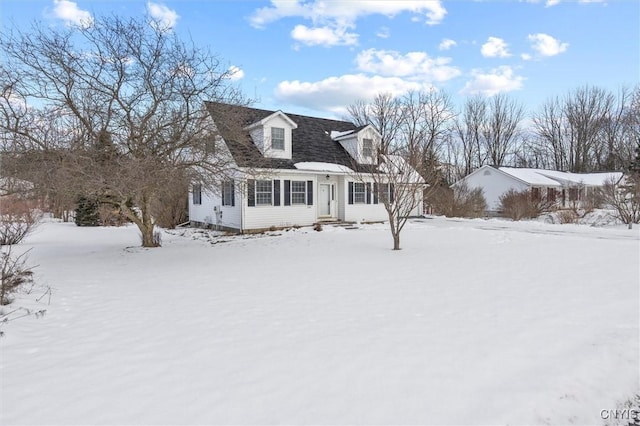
[193,183,202,205]
[363,138,373,158]
[291,180,307,205]
[568,187,579,201]
[256,180,273,205]
[353,182,366,204]
[222,180,234,206]
[271,127,285,150]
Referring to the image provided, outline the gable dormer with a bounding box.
[331,124,381,165]
[244,111,297,160]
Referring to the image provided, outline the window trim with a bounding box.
[271,127,285,151]
[362,138,373,158]
[353,182,366,204]
[222,180,234,207]
[291,180,307,205]
[192,183,202,205]
[255,179,273,206]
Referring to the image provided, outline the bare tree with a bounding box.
[532,86,621,173]
[347,90,456,249]
[346,93,403,153]
[0,16,242,247]
[454,96,487,175]
[482,94,524,166]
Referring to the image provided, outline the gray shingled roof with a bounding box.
[205,102,373,172]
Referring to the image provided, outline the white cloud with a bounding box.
[481,37,510,58]
[521,53,533,61]
[355,48,460,82]
[250,0,446,28]
[250,1,446,47]
[527,33,568,57]
[460,66,524,96]
[438,38,457,51]
[275,74,430,115]
[227,66,244,81]
[376,26,390,39]
[51,0,93,28]
[291,24,358,47]
[525,0,604,6]
[147,2,179,31]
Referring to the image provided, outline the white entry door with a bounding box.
[318,184,331,216]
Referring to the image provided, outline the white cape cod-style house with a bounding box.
[189,102,424,232]
[456,164,623,213]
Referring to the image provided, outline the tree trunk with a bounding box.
[119,194,160,248]
[392,232,400,250]
[140,222,157,247]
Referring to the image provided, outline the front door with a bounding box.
[318,184,331,216]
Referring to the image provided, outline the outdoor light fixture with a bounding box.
[325,174,330,180]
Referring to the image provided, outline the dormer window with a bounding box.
[271,127,285,150]
[363,138,373,158]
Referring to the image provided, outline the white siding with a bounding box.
[357,127,380,165]
[262,115,294,160]
[243,174,317,230]
[464,167,529,211]
[189,186,241,230]
[342,178,391,223]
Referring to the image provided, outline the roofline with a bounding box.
[243,110,298,130]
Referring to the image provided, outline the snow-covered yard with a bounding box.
[1,217,638,425]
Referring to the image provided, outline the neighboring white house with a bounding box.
[189,102,424,232]
[455,165,623,213]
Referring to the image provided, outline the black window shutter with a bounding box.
[307,180,313,205]
[373,183,379,204]
[366,183,371,204]
[348,182,354,205]
[231,181,235,207]
[247,179,255,207]
[273,180,281,206]
[221,182,226,206]
[390,183,395,203]
[284,180,291,206]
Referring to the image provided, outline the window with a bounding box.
[205,139,216,154]
[568,187,579,201]
[531,187,541,200]
[271,127,285,150]
[547,188,556,203]
[363,138,373,158]
[192,183,202,205]
[222,180,234,206]
[353,182,366,204]
[291,181,306,205]
[375,183,394,204]
[256,180,273,205]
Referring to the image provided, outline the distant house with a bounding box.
[454,165,623,213]
[189,102,424,232]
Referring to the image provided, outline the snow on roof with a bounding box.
[294,162,354,173]
[378,155,425,184]
[498,167,622,187]
[498,167,563,186]
[330,130,355,140]
[536,170,622,186]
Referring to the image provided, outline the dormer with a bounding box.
[331,124,381,165]
[244,111,298,160]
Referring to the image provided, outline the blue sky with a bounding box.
[1,0,638,119]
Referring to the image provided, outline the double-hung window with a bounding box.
[255,180,273,205]
[353,182,366,204]
[291,181,307,205]
[362,138,373,158]
[222,180,234,206]
[192,183,202,205]
[271,127,285,150]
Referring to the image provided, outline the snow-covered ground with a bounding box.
[1,217,638,425]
